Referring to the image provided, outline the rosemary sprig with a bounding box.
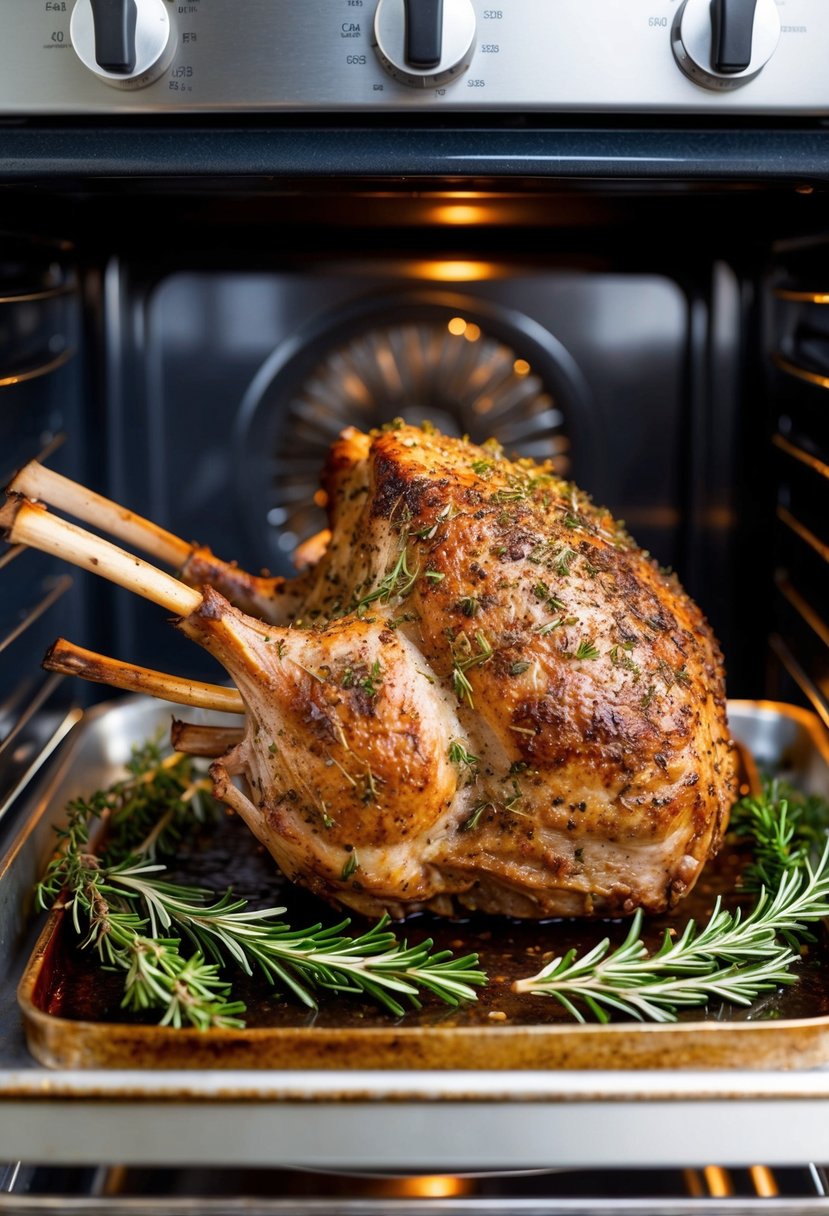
[513,781,829,1023]
[82,861,486,1017]
[730,777,826,893]
[121,938,247,1030]
[37,740,487,1026]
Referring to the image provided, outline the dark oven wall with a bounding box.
[0,179,822,716]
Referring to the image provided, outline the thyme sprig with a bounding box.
[36,741,487,1027]
[513,781,829,1023]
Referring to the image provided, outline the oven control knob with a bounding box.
[373,0,476,88]
[70,0,173,88]
[672,0,780,90]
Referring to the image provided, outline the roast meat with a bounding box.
[189,423,737,919]
[5,423,737,919]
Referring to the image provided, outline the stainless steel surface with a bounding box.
[373,0,476,88]
[0,698,826,1167]
[0,0,827,114]
[69,0,174,88]
[672,0,780,90]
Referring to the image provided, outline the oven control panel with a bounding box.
[0,0,827,114]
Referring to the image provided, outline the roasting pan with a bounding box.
[1,696,829,1170]
[12,698,829,1073]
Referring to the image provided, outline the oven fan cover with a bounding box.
[236,293,594,574]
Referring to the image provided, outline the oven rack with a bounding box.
[1,1164,829,1216]
[0,543,79,852]
[770,267,829,731]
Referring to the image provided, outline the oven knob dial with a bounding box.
[672,0,780,90]
[70,0,174,89]
[373,0,476,89]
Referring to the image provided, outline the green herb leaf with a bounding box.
[36,738,488,1027]
[514,779,829,1023]
[573,639,600,661]
[448,741,479,768]
[352,541,419,612]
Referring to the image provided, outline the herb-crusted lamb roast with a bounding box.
[4,423,736,920]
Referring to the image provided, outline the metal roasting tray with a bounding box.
[1,696,829,1170]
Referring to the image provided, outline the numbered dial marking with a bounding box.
[373,0,476,88]
[70,0,173,88]
[672,0,780,90]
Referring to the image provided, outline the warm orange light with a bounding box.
[464,323,481,342]
[398,1176,471,1198]
[431,204,489,225]
[436,190,490,199]
[448,316,467,336]
[313,489,328,508]
[702,1166,733,1198]
[513,358,531,376]
[416,260,497,282]
[749,1166,778,1198]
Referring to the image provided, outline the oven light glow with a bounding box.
[748,1166,779,1197]
[464,322,481,342]
[417,260,498,281]
[431,204,490,225]
[398,1175,472,1198]
[447,316,467,336]
[513,358,531,376]
[702,1166,733,1198]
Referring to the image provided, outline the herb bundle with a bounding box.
[36,740,486,1030]
[513,780,829,1023]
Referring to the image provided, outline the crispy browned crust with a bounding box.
[182,424,736,919]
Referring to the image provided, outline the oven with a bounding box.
[2,0,829,1211]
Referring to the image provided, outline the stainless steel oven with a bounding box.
[2,1,829,1211]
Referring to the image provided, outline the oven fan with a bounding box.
[236,300,592,575]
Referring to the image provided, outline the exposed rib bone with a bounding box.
[0,494,202,616]
[9,460,299,621]
[9,460,193,569]
[44,638,245,714]
[171,719,246,758]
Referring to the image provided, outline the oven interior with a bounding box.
[2,174,829,1208]
[2,180,826,715]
